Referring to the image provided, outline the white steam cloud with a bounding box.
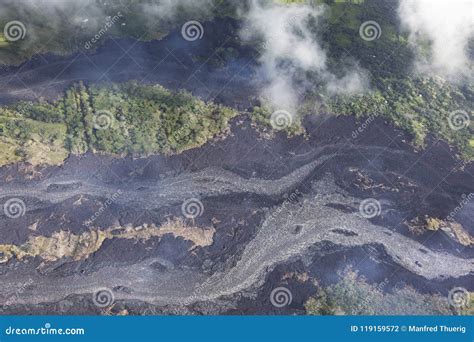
[240,1,368,112]
[398,0,474,79]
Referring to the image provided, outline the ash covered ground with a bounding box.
[1,114,473,315]
[0,12,473,316]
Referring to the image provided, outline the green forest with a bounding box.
[0,0,472,165]
[328,77,473,159]
[0,82,237,166]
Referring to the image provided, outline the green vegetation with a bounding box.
[323,0,412,79]
[328,77,473,159]
[318,0,473,158]
[0,0,472,160]
[0,82,238,166]
[0,111,68,166]
[305,0,473,159]
[239,0,472,158]
[305,269,471,315]
[251,105,304,136]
